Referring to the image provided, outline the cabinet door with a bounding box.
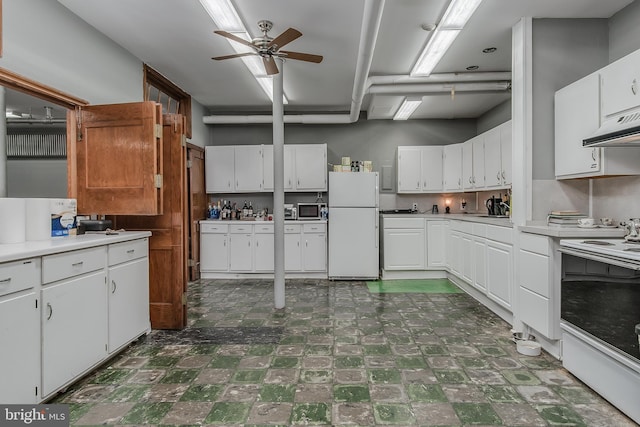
[473,237,487,292]
[303,233,326,272]
[462,140,474,190]
[205,146,235,192]
[486,240,512,309]
[108,257,149,352]
[499,121,512,186]
[200,233,228,271]
[284,145,295,191]
[601,49,640,117]
[421,146,443,191]
[294,144,327,191]
[484,128,502,187]
[554,75,601,178]
[427,221,446,268]
[443,144,462,191]
[448,231,461,276]
[460,233,474,283]
[235,146,263,191]
[383,228,425,270]
[285,233,302,271]
[397,147,422,192]
[254,232,274,272]
[473,137,486,187]
[229,234,253,271]
[69,102,163,215]
[42,270,108,397]
[263,145,273,191]
[0,292,39,404]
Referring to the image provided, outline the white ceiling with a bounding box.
[6,0,634,122]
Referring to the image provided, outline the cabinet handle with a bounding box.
[417,181,420,188]
[497,171,501,180]
[72,261,84,267]
[298,179,300,186]
[305,241,308,247]
[224,239,226,247]
[469,177,473,184]
[501,171,506,180]
[458,178,461,186]
[297,241,300,247]
[127,249,135,254]
[111,280,117,294]
[0,277,11,284]
[423,181,427,187]
[592,148,597,161]
[47,303,53,320]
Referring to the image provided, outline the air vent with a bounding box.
[6,134,67,158]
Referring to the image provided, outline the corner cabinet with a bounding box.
[484,121,511,188]
[397,146,443,193]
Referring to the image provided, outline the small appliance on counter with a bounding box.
[77,219,112,234]
[297,202,326,220]
[284,204,297,220]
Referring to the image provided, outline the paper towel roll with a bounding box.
[26,198,51,241]
[0,198,26,244]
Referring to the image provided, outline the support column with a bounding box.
[0,87,7,197]
[272,59,285,309]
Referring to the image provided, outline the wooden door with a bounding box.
[187,145,206,281]
[111,113,188,329]
[67,102,163,215]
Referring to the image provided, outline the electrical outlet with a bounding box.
[412,202,418,211]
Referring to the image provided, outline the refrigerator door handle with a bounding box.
[375,213,379,248]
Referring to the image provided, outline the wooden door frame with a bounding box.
[0,67,88,109]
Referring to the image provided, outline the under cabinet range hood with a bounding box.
[583,108,640,147]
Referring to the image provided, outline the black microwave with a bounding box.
[297,203,325,220]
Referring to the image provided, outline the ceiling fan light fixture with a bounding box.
[393,97,422,120]
[411,0,483,76]
[199,0,244,32]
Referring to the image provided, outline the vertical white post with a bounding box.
[273,59,285,309]
[0,87,7,197]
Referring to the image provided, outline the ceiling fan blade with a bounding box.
[267,28,302,49]
[212,52,257,61]
[214,30,256,49]
[280,50,323,63]
[263,57,279,75]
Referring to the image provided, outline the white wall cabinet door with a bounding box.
[601,48,640,117]
[397,147,422,192]
[443,144,462,191]
[293,144,327,191]
[229,233,253,272]
[426,221,446,268]
[234,145,263,192]
[0,291,39,403]
[383,228,425,270]
[462,140,474,191]
[484,127,502,188]
[205,146,235,192]
[421,146,443,191]
[108,257,149,352]
[254,232,274,272]
[303,233,327,271]
[499,121,512,186]
[41,270,108,397]
[486,240,512,310]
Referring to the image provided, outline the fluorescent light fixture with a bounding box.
[411,0,483,76]
[5,111,21,118]
[393,97,422,120]
[199,0,288,104]
[199,0,244,32]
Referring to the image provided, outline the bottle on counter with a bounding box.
[242,200,249,218]
[221,199,228,220]
[207,202,213,219]
[248,201,253,217]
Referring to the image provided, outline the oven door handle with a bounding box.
[558,247,640,271]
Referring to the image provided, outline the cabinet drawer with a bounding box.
[201,222,228,233]
[230,224,252,233]
[520,233,550,256]
[254,224,274,233]
[284,224,302,233]
[303,223,326,233]
[0,259,39,297]
[486,225,512,244]
[109,238,148,266]
[472,223,487,238]
[383,217,424,229]
[43,246,106,284]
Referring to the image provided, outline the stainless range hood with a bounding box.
[583,108,640,147]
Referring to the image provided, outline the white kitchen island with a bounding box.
[0,231,151,404]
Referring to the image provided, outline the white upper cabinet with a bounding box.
[484,121,511,189]
[293,144,327,191]
[443,143,463,191]
[462,136,485,190]
[205,146,235,192]
[555,70,640,179]
[397,146,443,193]
[601,48,640,117]
[234,146,264,191]
[500,121,512,186]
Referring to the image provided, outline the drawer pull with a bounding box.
[72,261,84,267]
[127,249,135,254]
[112,280,117,294]
[0,277,11,284]
[47,303,53,320]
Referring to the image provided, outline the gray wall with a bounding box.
[609,0,640,62]
[532,19,609,180]
[477,100,511,134]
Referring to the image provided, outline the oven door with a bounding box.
[559,248,640,362]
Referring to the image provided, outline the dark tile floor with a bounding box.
[54,279,638,426]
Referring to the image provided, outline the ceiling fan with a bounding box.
[212,20,323,75]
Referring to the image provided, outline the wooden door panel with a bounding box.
[188,146,206,281]
[110,113,187,329]
[71,102,162,215]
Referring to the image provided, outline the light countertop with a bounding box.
[380,212,513,227]
[519,222,627,238]
[0,231,151,263]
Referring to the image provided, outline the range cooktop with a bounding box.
[560,238,640,262]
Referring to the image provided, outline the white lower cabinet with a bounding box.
[107,239,150,353]
[42,268,108,397]
[472,236,487,292]
[382,218,425,270]
[426,220,446,268]
[200,223,229,272]
[486,239,512,310]
[229,225,253,272]
[302,224,327,272]
[284,232,302,272]
[254,232,275,272]
[0,258,40,404]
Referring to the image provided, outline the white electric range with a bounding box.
[560,237,640,264]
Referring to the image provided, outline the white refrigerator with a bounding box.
[328,172,379,279]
